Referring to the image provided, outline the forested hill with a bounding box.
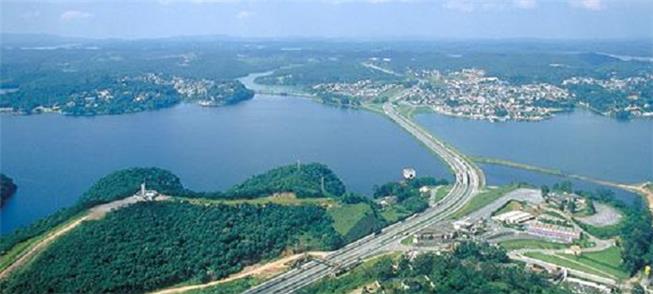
[0,163,350,293]
[0,163,345,255]
[225,163,346,199]
[0,174,17,207]
[0,202,342,293]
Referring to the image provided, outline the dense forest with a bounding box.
[254,60,401,86]
[301,242,570,293]
[79,167,185,206]
[0,163,345,257]
[225,163,346,198]
[0,167,186,255]
[0,174,17,207]
[0,202,342,293]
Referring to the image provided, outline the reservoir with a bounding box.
[416,110,653,184]
[2,81,651,233]
[1,95,451,234]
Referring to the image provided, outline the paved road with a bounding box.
[243,103,486,293]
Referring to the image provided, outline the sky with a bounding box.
[1,0,652,40]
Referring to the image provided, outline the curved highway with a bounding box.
[243,102,486,293]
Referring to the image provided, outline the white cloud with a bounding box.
[443,0,538,12]
[236,10,254,19]
[570,0,604,11]
[60,10,94,22]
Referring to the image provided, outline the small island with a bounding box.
[0,174,17,207]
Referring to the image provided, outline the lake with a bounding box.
[2,93,651,234]
[416,110,653,184]
[0,96,451,234]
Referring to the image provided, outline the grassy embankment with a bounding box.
[498,239,568,251]
[298,253,399,294]
[492,200,524,216]
[451,184,522,219]
[525,246,629,280]
[432,185,452,203]
[327,203,375,237]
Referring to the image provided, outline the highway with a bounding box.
[243,102,486,293]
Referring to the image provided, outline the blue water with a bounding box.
[481,164,639,205]
[0,96,451,234]
[416,110,653,184]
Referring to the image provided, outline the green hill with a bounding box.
[225,163,346,199]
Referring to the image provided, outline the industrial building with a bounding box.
[527,221,580,243]
[492,210,535,224]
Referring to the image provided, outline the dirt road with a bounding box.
[0,195,168,280]
[151,252,328,294]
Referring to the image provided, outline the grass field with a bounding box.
[498,239,568,251]
[380,206,410,223]
[327,203,373,237]
[525,246,629,280]
[432,185,451,203]
[524,252,612,279]
[400,236,414,246]
[542,210,567,220]
[451,185,520,219]
[492,200,524,216]
[559,246,629,279]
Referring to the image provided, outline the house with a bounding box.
[379,196,398,207]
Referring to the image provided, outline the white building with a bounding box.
[492,210,534,224]
[402,168,416,180]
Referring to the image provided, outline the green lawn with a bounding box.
[452,185,521,219]
[380,206,410,224]
[498,239,568,251]
[525,246,629,280]
[327,203,373,237]
[432,185,452,203]
[524,252,613,279]
[541,210,567,220]
[400,236,414,246]
[492,200,523,216]
[559,247,629,279]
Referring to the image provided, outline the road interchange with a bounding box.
[243,102,486,293]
